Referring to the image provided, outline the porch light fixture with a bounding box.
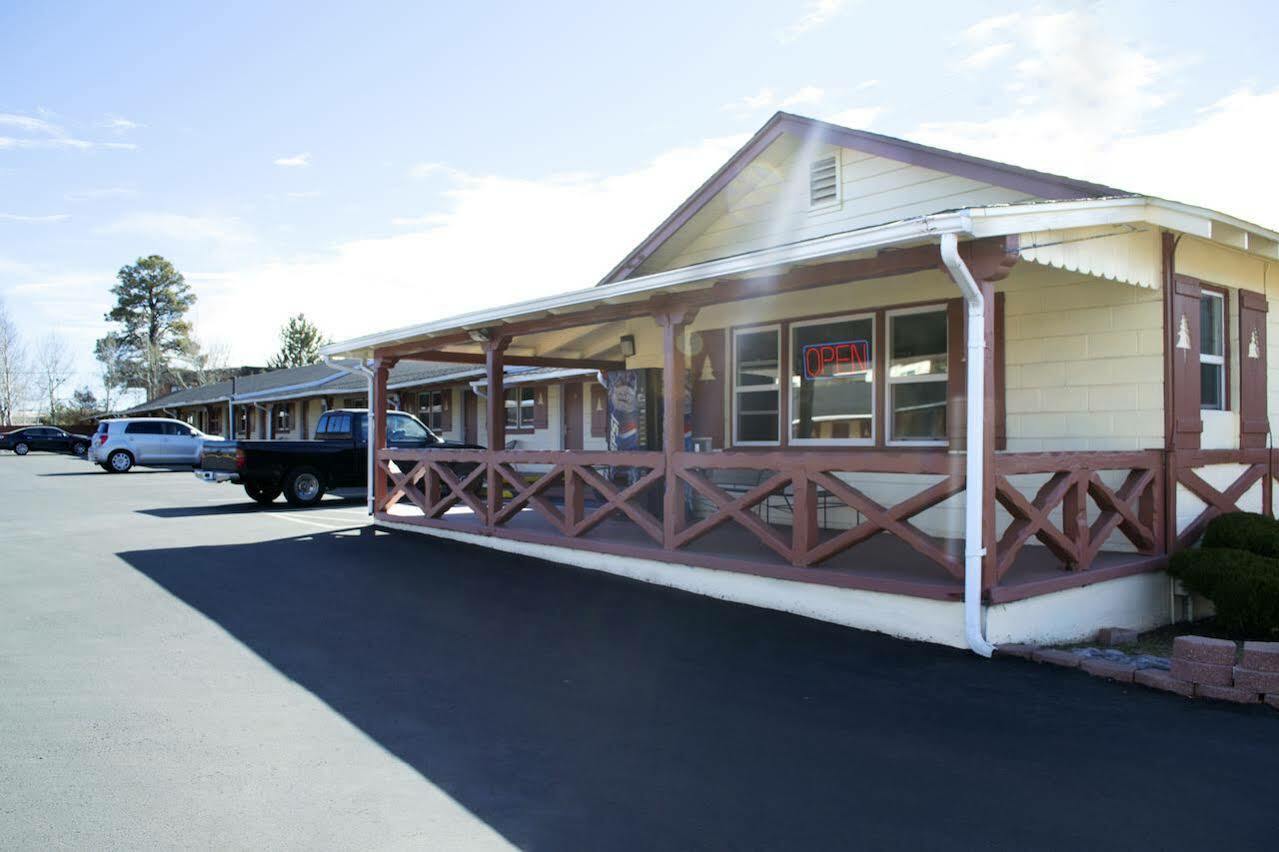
[468,328,492,343]
[619,334,636,357]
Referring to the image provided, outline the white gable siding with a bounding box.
[638,145,1035,275]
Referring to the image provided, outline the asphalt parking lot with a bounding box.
[2,451,1277,850]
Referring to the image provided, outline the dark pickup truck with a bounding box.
[196,408,482,506]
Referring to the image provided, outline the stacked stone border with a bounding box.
[998,636,1279,710]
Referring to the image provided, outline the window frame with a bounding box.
[787,312,877,447]
[504,386,537,433]
[1199,286,1229,412]
[885,305,950,447]
[418,389,446,431]
[275,403,292,433]
[731,324,783,447]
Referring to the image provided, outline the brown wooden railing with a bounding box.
[992,451,1164,579]
[377,446,1189,598]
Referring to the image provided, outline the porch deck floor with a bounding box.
[381,503,1163,602]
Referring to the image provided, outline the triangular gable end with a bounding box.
[597,112,1129,285]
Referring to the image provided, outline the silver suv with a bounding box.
[90,418,216,473]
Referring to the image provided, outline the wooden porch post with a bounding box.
[656,307,697,550]
[484,336,510,528]
[371,358,391,512]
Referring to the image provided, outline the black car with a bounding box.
[196,409,483,506]
[0,426,91,457]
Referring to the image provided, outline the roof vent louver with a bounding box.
[809,155,839,207]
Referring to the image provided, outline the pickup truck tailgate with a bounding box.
[201,444,240,472]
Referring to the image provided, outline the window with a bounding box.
[163,422,193,436]
[125,421,163,435]
[809,155,840,208]
[734,326,781,444]
[1200,289,1226,411]
[321,412,352,436]
[275,404,292,433]
[505,387,536,431]
[388,413,431,442]
[790,315,874,444]
[208,408,222,435]
[419,390,446,431]
[887,308,949,444]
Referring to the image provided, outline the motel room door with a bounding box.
[563,383,584,450]
[464,390,479,445]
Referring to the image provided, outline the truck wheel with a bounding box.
[107,450,133,473]
[245,482,283,505]
[283,467,325,507]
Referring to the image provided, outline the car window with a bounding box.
[389,414,431,441]
[125,422,163,435]
[322,413,351,436]
[95,422,109,434]
[164,422,192,436]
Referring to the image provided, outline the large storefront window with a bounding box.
[733,326,780,444]
[790,315,874,443]
[887,308,948,443]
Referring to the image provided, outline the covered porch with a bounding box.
[358,234,1171,611]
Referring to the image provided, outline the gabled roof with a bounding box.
[597,111,1130,285]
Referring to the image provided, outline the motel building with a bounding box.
[307,111,1279,653]
[124,361,602,448]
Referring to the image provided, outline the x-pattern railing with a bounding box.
[993,453,1162,577]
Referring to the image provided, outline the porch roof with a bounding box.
[322,195,1279,362]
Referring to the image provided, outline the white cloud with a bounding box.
[96,212,254,245]
[64,186,136,202]
[909,9,1279,229]
[408,161,464,180]
[779,0,846,42]
[390,214,448,227]
[959,42,1013,70]
[285,190,322,199]
[821,106,883,129]
[273,152,311,167]
[101,116,143,132]
[0,213,70,223]
[0,112,137,151]
[169,133,747,365]
[723,85,826,115]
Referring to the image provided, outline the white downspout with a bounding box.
[323,355,377,515]
[940,232,995,658]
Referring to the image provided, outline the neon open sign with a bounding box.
[802,340,870,379]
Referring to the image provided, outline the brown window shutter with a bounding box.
[533,386,548,430]
[945,294,1005,451]
[1172,275,1203,449]
[1240,290,1269,448]
[590,383,607,438]
[441,389,453,432]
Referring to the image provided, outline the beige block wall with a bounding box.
[1003,262,1164,451]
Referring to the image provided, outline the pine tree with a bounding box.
[267,313,328,369]
[96,255,198,401]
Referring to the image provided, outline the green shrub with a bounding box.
[1201,512,1279,558]
[1169,547,1279,638]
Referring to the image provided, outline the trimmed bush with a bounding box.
[1169,547,1279,638]
[1201,512,1279,558]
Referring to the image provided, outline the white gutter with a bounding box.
[323,355,377,515]
[469,367,598,392]
[322,214,970,357]
[939,231,995,658]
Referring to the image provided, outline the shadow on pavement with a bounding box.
[118,528,1279,850]
[42,469,177,477]
[137,498,361,518]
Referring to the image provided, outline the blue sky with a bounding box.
[3,0,1279,406]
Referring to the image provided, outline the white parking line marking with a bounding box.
[269,513,362,530]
